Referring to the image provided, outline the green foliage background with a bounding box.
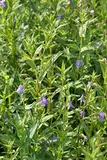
[0,0,107,159]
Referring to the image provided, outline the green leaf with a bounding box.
[39,51,63,82]
[56,23,69,30]
[34,44,43,57]
[29,122,38,139]
[42,115,53,123]
[92,147,100,158]
[0,99,3,104]
[25,102,36,110]
[22,51,36,70]
[79,22,88,38]
[82,148,93,159]
[69,0,75,10]
[81,46,95,53]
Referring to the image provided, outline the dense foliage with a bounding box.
[0,0,107,159]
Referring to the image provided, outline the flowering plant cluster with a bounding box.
[0,0,107,159]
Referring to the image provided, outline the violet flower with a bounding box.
[78,94,85,103]
[87,81,92,87]
[81,94,85,102]
[69,101,75,109]
[40,97,48,105]
[57,14,62,20]
[84,135,88,140]
[80,110,85,117]
[0,0,5,8]
[16,85,24,94]
[98,112,105,121]
[45,135,58,145]
[44,141,49,145]
[4,117,8,123]
[82,134,88,140]
[75,60,83,67]
[51,135,58,142]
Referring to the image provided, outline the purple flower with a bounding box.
[44,141,49,145]
[84,136,88,140]
[75,60,83,67]
[87,81,92,87]
[57,14,62,20]
[80,110,85,117]
[90,10,94,15]
[98,112,105,121]
[78,94,85,103]
[51,135,58,142]
[4,117,8,123]
[0,0,5,8]
[16,85,24,94]
[82,134,88,140]
[45,136,58,145]
[69,101,75,109]
[40,97,48,105]
[81,94,85,101]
